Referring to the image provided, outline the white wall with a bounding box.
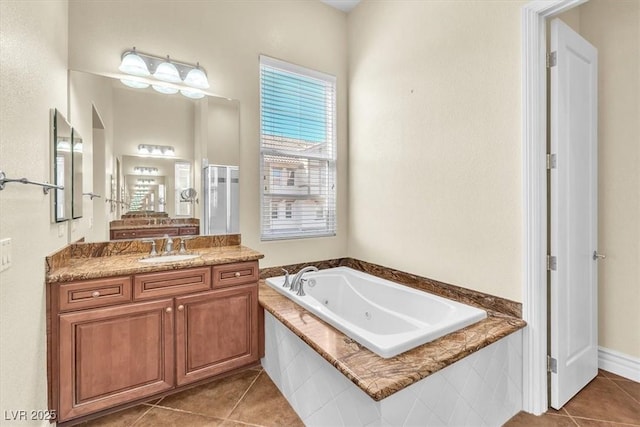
[68,0,349,267]
[348,0,525,302]
[559,0,640,359]
[0,0,69,424]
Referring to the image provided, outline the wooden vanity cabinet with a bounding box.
[175,284,259,386]
[57,299,175,421]
[50,261,260,425]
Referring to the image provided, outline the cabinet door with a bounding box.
[58,299,174,422]
[175,284,259,386]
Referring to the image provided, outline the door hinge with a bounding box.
[547,355,558,374]
[547,255,557,271]
[546,153,557,169]
[547,51,557,68]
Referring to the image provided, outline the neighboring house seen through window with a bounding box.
[259,56,337,240]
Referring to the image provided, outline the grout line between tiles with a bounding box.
[130,403,159,426]
[225,370,264,419]
[565,413,581,427]
[571,415,640,427]
[135,404,229,423]
[610,379,640,405]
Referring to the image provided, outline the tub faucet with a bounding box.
[291,266,318,293]
[163,234,174,254]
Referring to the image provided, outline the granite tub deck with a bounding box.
[259,258,526,402]
[46,234,262,282]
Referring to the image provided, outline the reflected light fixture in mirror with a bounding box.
[137,144,175,157]
[134,166,158,175]
[119,48,210,99]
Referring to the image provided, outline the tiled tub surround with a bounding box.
[263,312,523,426]
[259,258,526,426]
[45,234,253,282]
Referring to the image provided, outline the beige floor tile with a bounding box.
[227,372,303,427]
[563,377,640,424]
[572,417,640,427]
[134,407,225,426]
[156,369,261,419]
[504,412,577,426]
[81,404,151,427]
[612,379,640,403]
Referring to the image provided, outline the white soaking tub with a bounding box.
[265,266,486,358]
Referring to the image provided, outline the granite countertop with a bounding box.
[46,245,263,284]
[259,279,526,401]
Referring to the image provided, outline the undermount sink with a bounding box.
[139,254,200,264]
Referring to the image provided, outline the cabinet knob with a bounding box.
[234,272,241,278]
[166,307,172,313]
[92,291,100,298]
[177,305,184,311]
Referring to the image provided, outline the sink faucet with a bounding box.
[290,266,318,294]
[141,239,158,256]
[163,234,174,254]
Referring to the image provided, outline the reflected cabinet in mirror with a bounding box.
[68,70,240,241]
[51,109,72,223]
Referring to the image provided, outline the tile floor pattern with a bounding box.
[81,367,303,427]
[83,368,639,426]
[505,370,640,427]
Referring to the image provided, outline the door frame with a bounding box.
[521,0,590,415]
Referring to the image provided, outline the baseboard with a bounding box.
[598,346,640,382]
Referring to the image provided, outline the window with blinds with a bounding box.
[260,56,336,240]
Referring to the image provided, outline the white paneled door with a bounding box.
[549,18,599,410]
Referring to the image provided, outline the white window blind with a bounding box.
[260,55,337,240]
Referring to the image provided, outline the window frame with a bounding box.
[259,55,337,241]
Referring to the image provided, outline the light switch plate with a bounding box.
[0,238,11,273]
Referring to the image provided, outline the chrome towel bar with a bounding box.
[0,170,64,194]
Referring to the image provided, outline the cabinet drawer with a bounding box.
[111,227,179,240]
[58,277,132,312]
[134,267,211,300]
[179,226,199,236]
[212,261,259,288]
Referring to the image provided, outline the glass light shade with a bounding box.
[119,51,150,76]
[152,84,179,95]
[151,147,163,155]
[180,89,205,99]
[164,147,175,156]
[184,67,209,89]
[137,145,150,154]
[121,79,150,89]
[153,61,181,83]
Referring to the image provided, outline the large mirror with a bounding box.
[71,128,83,219]
[51,109,72,223]
[68,71,240,241]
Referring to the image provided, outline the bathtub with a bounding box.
[265,266,487,358]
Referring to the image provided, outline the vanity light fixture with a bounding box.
[153,57,181,83]
[137,179,155,184]
[138,144,175,157]
[119,48,210,99]
[119,48,150,77]
[134,166,159,175]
